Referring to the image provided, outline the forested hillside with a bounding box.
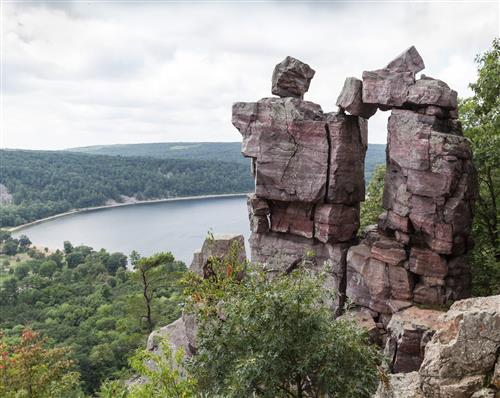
[0,232,185,394]
[0,150,254,227]
[69,142,387,179]
[68,142,249,165]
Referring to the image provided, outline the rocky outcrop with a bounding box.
[375,296,500,398]
[346,47,477,316]
[233,47,477,331]
[419,295,500,398]
[148,234,247,361]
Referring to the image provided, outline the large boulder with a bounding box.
[271,56,315,98]
[419,295,500,398]
[406,76,458,110]
[233,98,329,203]
[386,45,425,75]
[362,68,415,108]
[190,234,246,277]
[384,306,444,373]
[336,77,377,119]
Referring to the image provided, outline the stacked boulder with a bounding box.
[346,47,478,323]
[233,56,368,301]
[233,47,478,374]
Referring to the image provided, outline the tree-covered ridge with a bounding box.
[68,142,387,180]
[0,150,254,227]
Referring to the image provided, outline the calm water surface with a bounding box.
[13,196,250,264]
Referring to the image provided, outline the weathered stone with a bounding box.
[325,112,367,204]
[470,388,497,398]
[491,354,500,389]
[388,266,414,301]
[387,110,433,171]
[336,77,377,119]
[236,98,329,203]
[147,317,191,357]
[232,101,259,158]
[406,76,458,109]
[247,193,270,216]
[385,307,444,373]
[271,56,315,98]
[362,68,415,108]
[420,295,500,398]
[385,211,410,233]
[408,247,448,278]
[373,371,423,398]
[339,307,380,344]
[314,203,359,242]
[190,234,246,277]
[270,201,314,239]
[250,231,347,272]
[386,45,425,75]
[249,214,269,233]
[371,238,407,266]
[413,282,445,306]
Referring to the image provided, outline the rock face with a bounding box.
[234,49,477,320]
[346,47,477,316]
[419,295,500,398]
[233,50,483,394]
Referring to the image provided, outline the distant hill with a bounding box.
[0,150,254,228]
[68,142,248,165]
[68,142,386,179]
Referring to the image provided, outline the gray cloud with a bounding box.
[2,1,498,149]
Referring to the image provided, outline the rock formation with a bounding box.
[375,295,500,398]
[233,46,478,375]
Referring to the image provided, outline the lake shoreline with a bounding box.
[8,193,249,232]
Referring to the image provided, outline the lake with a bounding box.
[12,196,250,265]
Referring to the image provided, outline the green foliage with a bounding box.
[459,38,500,295]
[186,264,381,397]
[360,165,386,231]
[131,252,185,334]
[0,150,255,227]
[127,340,197,398]
[0,243,186,394]
[0,328,83,398]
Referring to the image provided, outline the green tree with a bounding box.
[132,252,176,333]
[0,329,82,398]
[360,164,386,230]
[459,38,500,295]
[186,265,381,397]
[2,240,18,256]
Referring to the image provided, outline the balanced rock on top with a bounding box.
[272,56,315,98]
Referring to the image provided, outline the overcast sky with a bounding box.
[1,1,498,150]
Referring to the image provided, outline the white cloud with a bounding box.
[1,1,498,149]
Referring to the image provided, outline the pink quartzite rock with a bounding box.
[336,77,377,119]
[406,76,458,109]
[386,45,425,75]
[362,68,415,108]
[232,102,259,158]
[314,203,360,243]
[233,98,329,203]
[269,201,314,239]
[408,247,448,278]
[249,214,269,233]
[272,56,315,98]
[413,282,445,306]
[371,238,407,266]
[325,112,367,204]
[384,306,444,373]
[247,193,270,216]
[387,110,433,171]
